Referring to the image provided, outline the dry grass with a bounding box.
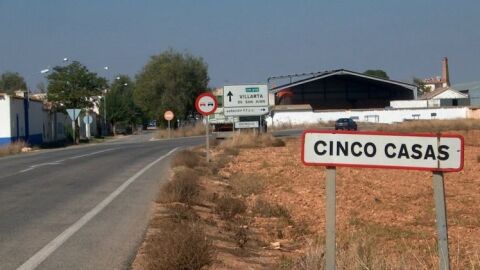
[144,218,214,270]
[156,122,206,139]
[158,167,200,205]
[170,149,201,168]
[0,140,28,157]
[252,198,291,219]
[215,195,247,220]
[219,133,286,149]
[375,119,480,133]
[229,173,265,197]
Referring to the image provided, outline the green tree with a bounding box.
[134,49,209,124]
[0,71,27,94]
[363,69,390,79]
[413,77,431,96]
[46,61,107,143]
[103,75,142,134]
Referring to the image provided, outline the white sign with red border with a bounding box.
[195,92,218,116]
[302,130,464,172]
[164,110,174,121]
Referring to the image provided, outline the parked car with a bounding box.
[335,118,357,131]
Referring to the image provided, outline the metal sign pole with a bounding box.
[326,166,336,270]
[168,120,171,139]
[433,171,450,270]
[206,117,210,162]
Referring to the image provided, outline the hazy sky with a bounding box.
[1,0,479,89]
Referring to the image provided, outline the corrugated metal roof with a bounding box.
[270,69,418,94]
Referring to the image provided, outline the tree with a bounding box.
[413,77,431,97]
[46,61,107,143]
[47,61,107,109]
[103,75,142,134]
[0,71,27,94]
[363,69,390,79]
[134,49,209,124]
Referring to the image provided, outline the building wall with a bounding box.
[268,107,469,126]
[9,97,44,144]
[0,95,12,145]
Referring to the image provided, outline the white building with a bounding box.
[0,93,70,147]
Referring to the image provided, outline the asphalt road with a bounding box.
[0,132,203,270]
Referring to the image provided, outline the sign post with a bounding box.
[164,110,174,139]
[195,92,218,162]
[66,108,81,144]
[302,130,464,270]
[325,166,336,270]
[433,171,450,270]
[83,114,93,139]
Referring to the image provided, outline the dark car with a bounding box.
[335,118,357,131]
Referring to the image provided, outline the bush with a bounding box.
[171,149,201,168]
[0,140,28,157]
[230,173,265,196]
[215,195,247,220]
[144,219,214,270]
[252,199,291,219]
[158,167,199,204]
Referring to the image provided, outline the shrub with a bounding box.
[252,199,291,219]
[144,219,214,270]
[158,167,199,204]
[215,195,247,220]
[171,149,201,168]
[167,204,199,222]
[0,140,27,157]
[477,155,480,163]
[229,173,264,196]
[156,122,206,139]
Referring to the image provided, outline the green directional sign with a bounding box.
[245,87,259,93]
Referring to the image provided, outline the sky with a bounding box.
[1,0,479,90]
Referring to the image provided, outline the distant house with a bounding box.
[450,81,480,107]
[419,86,470,107]
[0,92,70,147]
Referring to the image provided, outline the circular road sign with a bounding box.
[83,115,93,125]
[195,92,218,116]
[164,110,174,121]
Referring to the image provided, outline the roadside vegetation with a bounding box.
[155,122,206,139]
[0,141,29,157]
[133,127,480,269]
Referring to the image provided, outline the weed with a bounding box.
[277,256,296,270]
[223,147,240,156]
[0,140,28,157]
[271,138,286,147]
[155,122,205,139]
[144,219,214,270]
[158,167,199,205]
[229,173,264,196]
[215,195,247,220]
[477,155,480,163]
[171,149,201,168]
[252,199,291,219]
[233,225,249,248]
[166,204,199,222]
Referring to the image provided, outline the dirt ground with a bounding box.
[133,131,480,269]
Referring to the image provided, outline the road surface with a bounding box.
[0,132,203,270]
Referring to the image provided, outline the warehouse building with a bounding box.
[270,69,417,110]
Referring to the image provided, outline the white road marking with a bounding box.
[16,147,178,270]
[17,148,117,174]
[68,148,116,159]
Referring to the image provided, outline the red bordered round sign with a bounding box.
[195,92,218,116]
[164,110,174,121]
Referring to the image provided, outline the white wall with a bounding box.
[268,107,469,126]
[390,99,440,108]
[0,95,11,143]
